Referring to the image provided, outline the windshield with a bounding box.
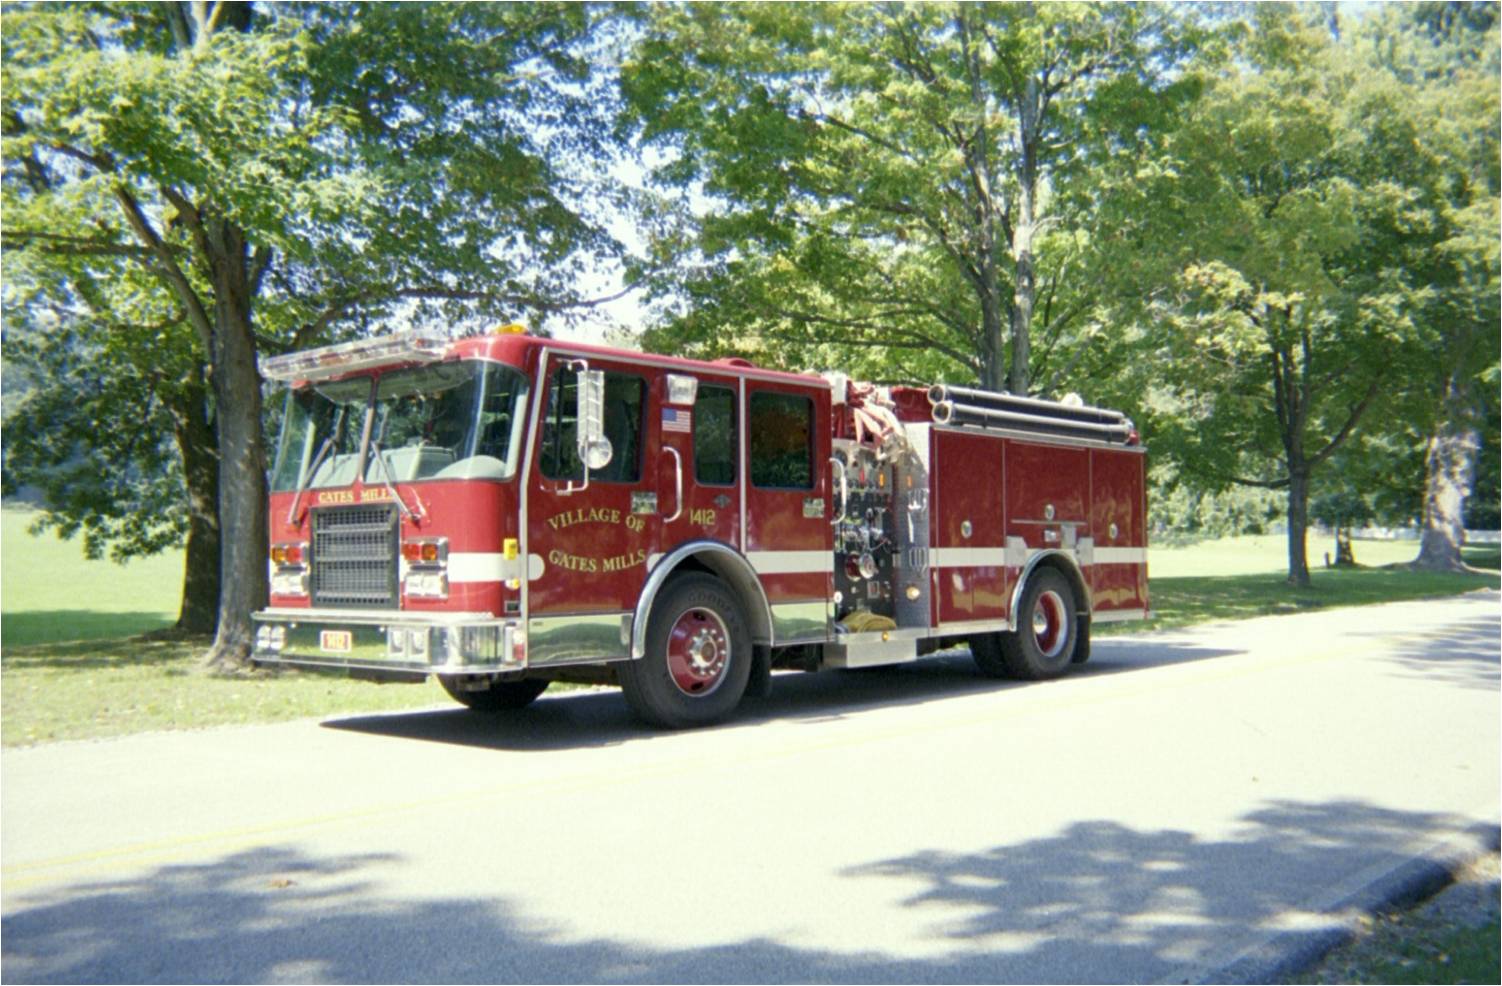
[270,377,370,493]
[269,360,529,492]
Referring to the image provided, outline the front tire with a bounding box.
[440,675,549,712]
[972,567,1079,680]
[619,574,752,728]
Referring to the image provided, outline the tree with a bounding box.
[1134,6,1432,587]
[622,1,1202,392]
[1308,431,1426,567]
[3,2,622,664]
[1,265,220,633]
[1385,2,1501,571]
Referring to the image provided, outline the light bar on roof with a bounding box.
[260,331,450,383]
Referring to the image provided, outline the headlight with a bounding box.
[271,570,308,597]
[405,571,448,599]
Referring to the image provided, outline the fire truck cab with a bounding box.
[253,328,1148,728]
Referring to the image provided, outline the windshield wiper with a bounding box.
[367,438,426,522]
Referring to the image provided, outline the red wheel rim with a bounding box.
[666,607,731,697]
[1031,589,1068,659]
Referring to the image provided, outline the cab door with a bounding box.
[525,352,657,664]
[656,372,742,553]
[742,381,833,644]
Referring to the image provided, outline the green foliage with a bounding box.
[2,2,625,597]
[1466,399,1500,529]
[1138,9,1429,482]
[1377,2,1501,541]
[1,326,187,561]
[1110,5,1490,582]
[1308,431,1428,533]
[1149,475,1284,542]
[1,237,206,561]
[3,0,624,338]
[623,1,1206,391]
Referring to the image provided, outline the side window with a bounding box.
[539,366,580,480]
[693,385,737,485]
[749,391,813,490]
[598,373,645,482]
[540,366,645,483]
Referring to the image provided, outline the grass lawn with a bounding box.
[1,634,451,747]
[1,506,1497,745]
[1,506,449,745]
[1284,852,1501,985]
[1145,532,1464,578]
[1293,911,1500,985]
[2,507,184,645]
[1116,534,1500,634]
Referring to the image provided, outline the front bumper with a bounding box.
[252,607,524,675]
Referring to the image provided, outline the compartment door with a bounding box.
[742,383,832,643]
[932,429,1007,627]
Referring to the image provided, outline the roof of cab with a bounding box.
[451,333,831,389]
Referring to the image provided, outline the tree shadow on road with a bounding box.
[322,640,1241,753]
[3,800,1494,984]
[1362,614,1500,691]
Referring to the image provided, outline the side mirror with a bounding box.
[576,368,613,472]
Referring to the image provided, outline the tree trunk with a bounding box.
[1286,467,1311,587]
[1413,372,1479,572]
[1333,526,1356,566]
[954,11,1006,394]
[1008,78,1041,397]
[1008,221,1035,395]
[978,277,1006,391]
[204,224,268,671]
[165,378,220,634]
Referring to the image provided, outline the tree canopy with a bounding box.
[1127,6,1454,584]
[2,0,625,658]
[622,1,1205,394]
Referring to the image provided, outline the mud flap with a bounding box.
[1071,615,1092,664]
[744,644,773,698]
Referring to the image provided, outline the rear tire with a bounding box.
[619,574,751,728]
[440,675,549,712]
[971,567,1079,680]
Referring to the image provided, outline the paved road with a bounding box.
[3,592,1498,984]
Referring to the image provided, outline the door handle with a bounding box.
[663,446,683,523]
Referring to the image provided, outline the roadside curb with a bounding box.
[1199,819,1502,984]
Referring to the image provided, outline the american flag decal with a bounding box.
[662,407,692,433]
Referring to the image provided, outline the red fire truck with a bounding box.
[253,327,1148,727]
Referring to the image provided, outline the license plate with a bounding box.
[320,630,353,653]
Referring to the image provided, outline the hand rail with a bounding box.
[829,454,848,526]
[663,446,684,523]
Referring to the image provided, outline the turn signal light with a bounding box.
[401,538,447,564]
[271,543,305,565]
[402,542,440,563]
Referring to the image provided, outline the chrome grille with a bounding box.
[311,505,399,608]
